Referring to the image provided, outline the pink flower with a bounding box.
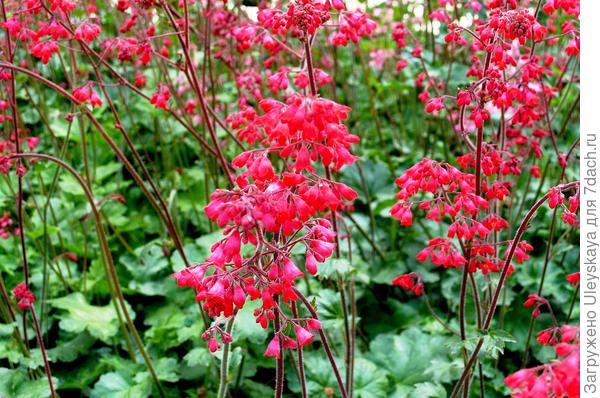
[565,39,579,56]
[505,368,534,390]
[430,8,451,23]
[294,325,314,347]
[282,258,304,281]
[207,337,220,353]
[425,97,445,113]
[390,203,412,226]
[12,283,35,310]
[264,336,281,358]
[548,187,565,209]
[395,59,408,71]
[73,83,103,108]
[31,41,59,64]
[305,253,318,275]
[469,108,490,129]
[74,22,101,43]
[150,84,171,110]
[1,17,21,36]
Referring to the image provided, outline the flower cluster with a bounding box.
[73,83,103,108]
[172,0,371,359]
[232,94,359,173]
[175,96,358,351]
[391,272,423,296]
[523,294,552,319]
[0,212,16,239]
[505,326,579,397]
[548,186,580,225]
[258,0,332,37]
[387,5,580,396]
[257,0,376,46]
[13,282,36,310]
[390,0,580,291]
[389,158,525,275]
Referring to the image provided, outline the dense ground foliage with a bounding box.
[0,0,580,396]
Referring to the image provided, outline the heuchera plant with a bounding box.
[172,0,374,396]
[389,0,580,397]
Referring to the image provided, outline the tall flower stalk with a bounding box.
[389,1,580,397]
[172,0,376,396]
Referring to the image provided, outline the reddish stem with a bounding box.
[304,34,318,97]
[449,181,580,398]
[0,3,55,394]
[274,296,285,398]
[292,302,308,398]
[30,308,56,397]
[162,4,235,187]
[295,288,348,398]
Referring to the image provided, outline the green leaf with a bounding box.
[90,372,152,398]
[286,352,337,397]
[95,163,123,181]
[233,300,268,344]
[481,329,517,360]
[314,289,345,333]
[0,322,16,337]
[353,358,389,398]
[21,348,45,370]
[319,257,352,279]
[120,243,171,296]
[0,333,23,364]
[51,293,132,343]
[144,304,200,349]
[238,379,274,397]
[368,328,457,387]
[425,358,463,384]
[409,382,447,398]
[183,347,212,368]
[48,332,96,362]
[0,367,58,398]
[56,356,106,390]
[155,357,180,383]
[340,160,393,200]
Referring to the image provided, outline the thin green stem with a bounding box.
[217,317,236,398]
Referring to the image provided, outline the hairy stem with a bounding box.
[296,288,348,398]
[217,317,236,398]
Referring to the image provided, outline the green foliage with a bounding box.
[50,293,129,343]
[0,368,58,398]
[368,328,460,394]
